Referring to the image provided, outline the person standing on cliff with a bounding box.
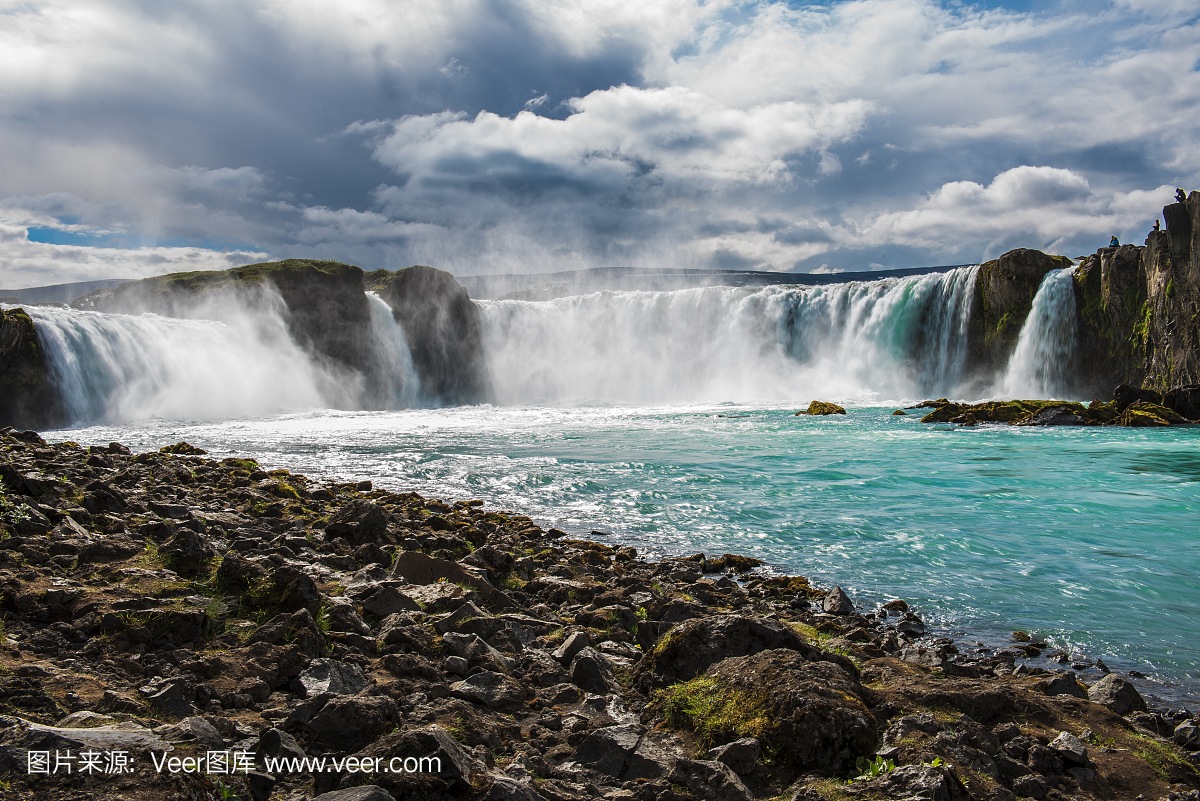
[1110,235,1120,247]
[1178,188,1187,203]
[1154,219,1161,233]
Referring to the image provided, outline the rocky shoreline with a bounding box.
[1,429,1198,801]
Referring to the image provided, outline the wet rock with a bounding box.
[796,400,846,416]
[568,647,616,694]
[1175,720,1200,750]
[1164,384,1200,419]
[1087,673,1148,715]
[1114,384,1162,410]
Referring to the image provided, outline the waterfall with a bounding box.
[998,268,1080,399]
[24,304,337,425]
[366,292,422,407]
[477,266,981,405]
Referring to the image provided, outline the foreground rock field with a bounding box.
[0,429,1197,801]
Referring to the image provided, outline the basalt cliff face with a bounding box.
[967,248,1074,378]
[368,266,492,406]
[1073,192,1200,396]
[0,308,63,429]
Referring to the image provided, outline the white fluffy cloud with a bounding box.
[1,0,1197,284]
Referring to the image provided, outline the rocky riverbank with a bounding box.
[1,430,1198,801]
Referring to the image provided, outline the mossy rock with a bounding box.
[1117,401,1187,427]
[796,401,847,416]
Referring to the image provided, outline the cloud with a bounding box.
[860,167,1176,260]
[0,0,1197,284]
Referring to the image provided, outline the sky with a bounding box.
[1,0,1198,288]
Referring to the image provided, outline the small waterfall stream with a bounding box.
[998,267,1080,398]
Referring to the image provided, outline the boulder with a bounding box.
[450,671,526,709]
[633,615,818,692]
[707,737,761,776]
[390,551,513,609]
[1163,384,1200,419]
[669,649,875,777]
[298,659,369,698]
[1114,384,1162,411]
[796,400,846,416]
[574,724,676,780]
[304,694,401,751]
[353,725,476,790]
[823,586,854,615]
[1087,673,1147,715]
[668,758,753,801]
[869,764,970,801]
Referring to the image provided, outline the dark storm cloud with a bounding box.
[1,0,1198,286]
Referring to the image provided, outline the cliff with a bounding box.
[1074,191,1200,395]
[368,266,492,405]
[0,308,63,429]
[967,248,1073,379]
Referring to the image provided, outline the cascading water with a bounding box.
[366,292,422,407]
[998,267,1080,398]
[478,266,981,404]
[24,304,337,424]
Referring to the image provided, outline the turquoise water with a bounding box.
[49,403,1200,704]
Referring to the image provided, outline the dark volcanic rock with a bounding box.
[632,615,817,691]
[968,248,1073,377]
[0,307,64,429]
[1087,673,1148,715]
[371,265,491,404]
[701,649,876,777]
